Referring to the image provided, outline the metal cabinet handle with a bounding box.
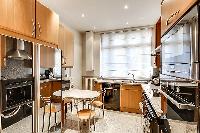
[37,22,42,37]
[32,19,35,37]
[161,0,165,5]
[166,10,180,26]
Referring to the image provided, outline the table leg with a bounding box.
[61,100,65,126]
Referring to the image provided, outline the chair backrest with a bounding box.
[40,95,51,107]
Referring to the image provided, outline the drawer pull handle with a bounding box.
[166,10,180,26]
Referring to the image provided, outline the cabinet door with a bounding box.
[36,2,47,43]
[128,89,142,111]
[36,2,59,45]
[46,47,55,68]
[52,81,62,94]
[40,45,46,68]
[0,36,6,68]
[14,0,35,37]
[0,0,14,31]
[40,82,51,97]
[58,24,65,50]
[63,28,74,67]
[40,45,55,68]
[48,10,59,45]
[161,0,197,36]
[161,0,179,36]
[120,88,129,108]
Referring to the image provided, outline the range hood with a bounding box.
[7,39,32,60]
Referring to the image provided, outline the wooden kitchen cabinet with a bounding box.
[161,0,197,36]
[120,84,142,114]
[58,23,74,67]
[36,1,59,45]
[0,0,35,38]
[14,0,35,37]
[0,0,14,31]
[58,24,65,50]
[64,29,74,67]
[52,81,62,94]
[161,94,167,114]
[40,45,55,68]
[40,82,52,97]
[0,36,6,68]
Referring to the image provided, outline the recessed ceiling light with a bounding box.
[126,22,129,25]
[81,13,85,18]
[124,4,128,9]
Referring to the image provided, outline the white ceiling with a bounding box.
[41,0,161,32]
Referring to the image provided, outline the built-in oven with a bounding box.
[1,78,34,111]
[0,78,34,129]
[1,103,32,129]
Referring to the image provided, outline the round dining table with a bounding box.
[53,89,100,100]
[53,89,100,124]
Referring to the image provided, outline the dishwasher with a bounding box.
[103,83,120,111]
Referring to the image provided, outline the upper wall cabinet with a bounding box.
[36,2,59,45]
[64,29,74,67]
[0,0,35,38]
[58,24,64,50]
[161,0,197,36]
[40,45,55,68]
[58,24,74,68]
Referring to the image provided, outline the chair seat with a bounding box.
[77,109,95,120]
[92,100,103,107]
[45,103,61,113]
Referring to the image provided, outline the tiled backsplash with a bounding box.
[1,59,32,79]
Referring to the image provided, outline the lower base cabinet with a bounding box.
[120,84,142,114]
[40,81,62,104]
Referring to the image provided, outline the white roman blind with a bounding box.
[101,28,152,79]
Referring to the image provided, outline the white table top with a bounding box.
[53,89,100,99]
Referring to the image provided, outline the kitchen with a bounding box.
[0,0,199,133]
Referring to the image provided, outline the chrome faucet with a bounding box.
[128,73,135,82]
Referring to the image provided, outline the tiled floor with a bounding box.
[63,109,143,133]
[2,98,198,133]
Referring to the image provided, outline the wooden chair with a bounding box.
[92,93,105,117]
[75,99,96,132]
[40,96,61,132]
[91,89,105,117]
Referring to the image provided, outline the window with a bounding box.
[100,28,152,79]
